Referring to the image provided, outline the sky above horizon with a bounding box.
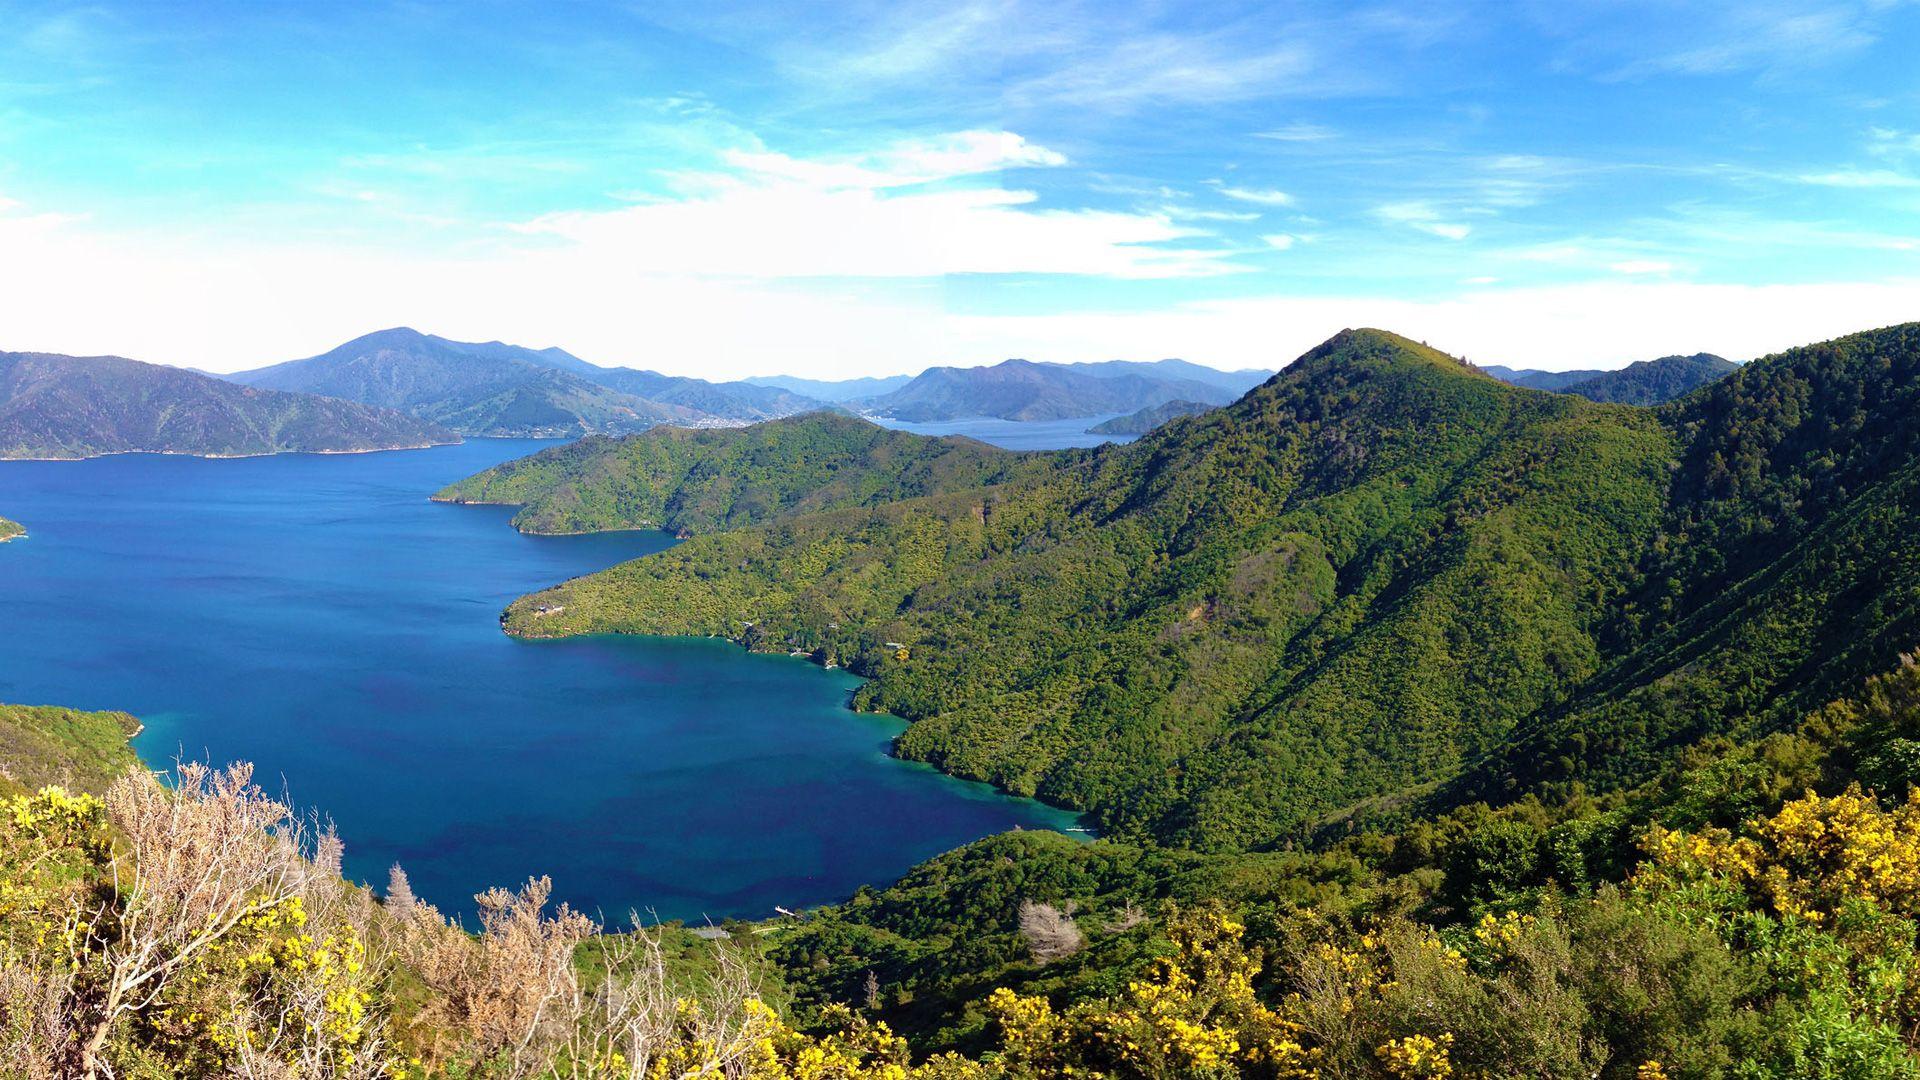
[1,1,1917,378]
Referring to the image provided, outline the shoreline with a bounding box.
[0,438,462,463]
[431,495,676,537]
[506,619,1098,836]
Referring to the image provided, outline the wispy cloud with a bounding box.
[1795,167,1920,189]
[1256,122,1336,142]
[1537,0,1910,81]
[722,130,1065,189]
[1218,186,1295,206]
[1262,233,1297,250]
[1375,201,1471,239]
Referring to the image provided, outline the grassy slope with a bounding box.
[435,412,1049,535]
[501,331,1677,849]
[0,702,141,798]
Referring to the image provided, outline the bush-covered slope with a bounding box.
[0,350,458,458]
[503,330,1677,849]
[0,515,21,541]
[1459,323,1920,803]
[436,412,1048,535]
[0,702,141,797]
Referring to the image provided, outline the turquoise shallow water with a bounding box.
[0,441,1082,923]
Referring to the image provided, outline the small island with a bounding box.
[0,515,22,542]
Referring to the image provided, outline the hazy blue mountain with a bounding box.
[1086,399,1216,434]
[0,350,456,459]
[1065,358,1274,395]
[743,373,916,402]
[584,368,824,420]
[856,358,1257,422]
[231,328,824,434]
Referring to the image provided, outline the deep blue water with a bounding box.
[0,441,1081,924]
[868,414,1139,450]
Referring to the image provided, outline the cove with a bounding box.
[0,440,1082,923]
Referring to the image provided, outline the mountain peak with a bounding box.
[1294,328,1490,380]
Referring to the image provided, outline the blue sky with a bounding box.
[1,1,1917,377]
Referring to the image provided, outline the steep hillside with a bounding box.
[0,702,140,797]
[436,412,1047,536]
[1560,353,1737,405]
[1086,399,1215,434]
[0,350,456,459]
[503,331,1675,848]
[1460,323,1920,802]
[229,328,702,437]
[858,358,1253,422]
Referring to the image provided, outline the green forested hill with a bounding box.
[1558,352,1737,405]
[501,330,1678,848]
[492,323,1920,855]
[435,412,1049,535]
[0,515,21,541]
[1457,323,1920,803]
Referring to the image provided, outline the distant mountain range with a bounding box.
[1482,352,1737,403]
[742,373,916,402]
[227,328,820,437]
[1087,399,1217,434]
[0,350,455,460]
[853,358,1274,422]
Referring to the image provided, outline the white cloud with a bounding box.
[1795,168,1920,188]
[1255,122,1336,142]
[1375,201,1473,240]
[1165,206,1261,223]
[1218,186,1294,206]
[1610,259,1674,274]
[721,130,1067,190]
[502,130,1232,281]
[1262,234,1297,250]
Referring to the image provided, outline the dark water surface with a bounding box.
[0,441,1081,923]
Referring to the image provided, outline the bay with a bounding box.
[0,441,1082,924]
